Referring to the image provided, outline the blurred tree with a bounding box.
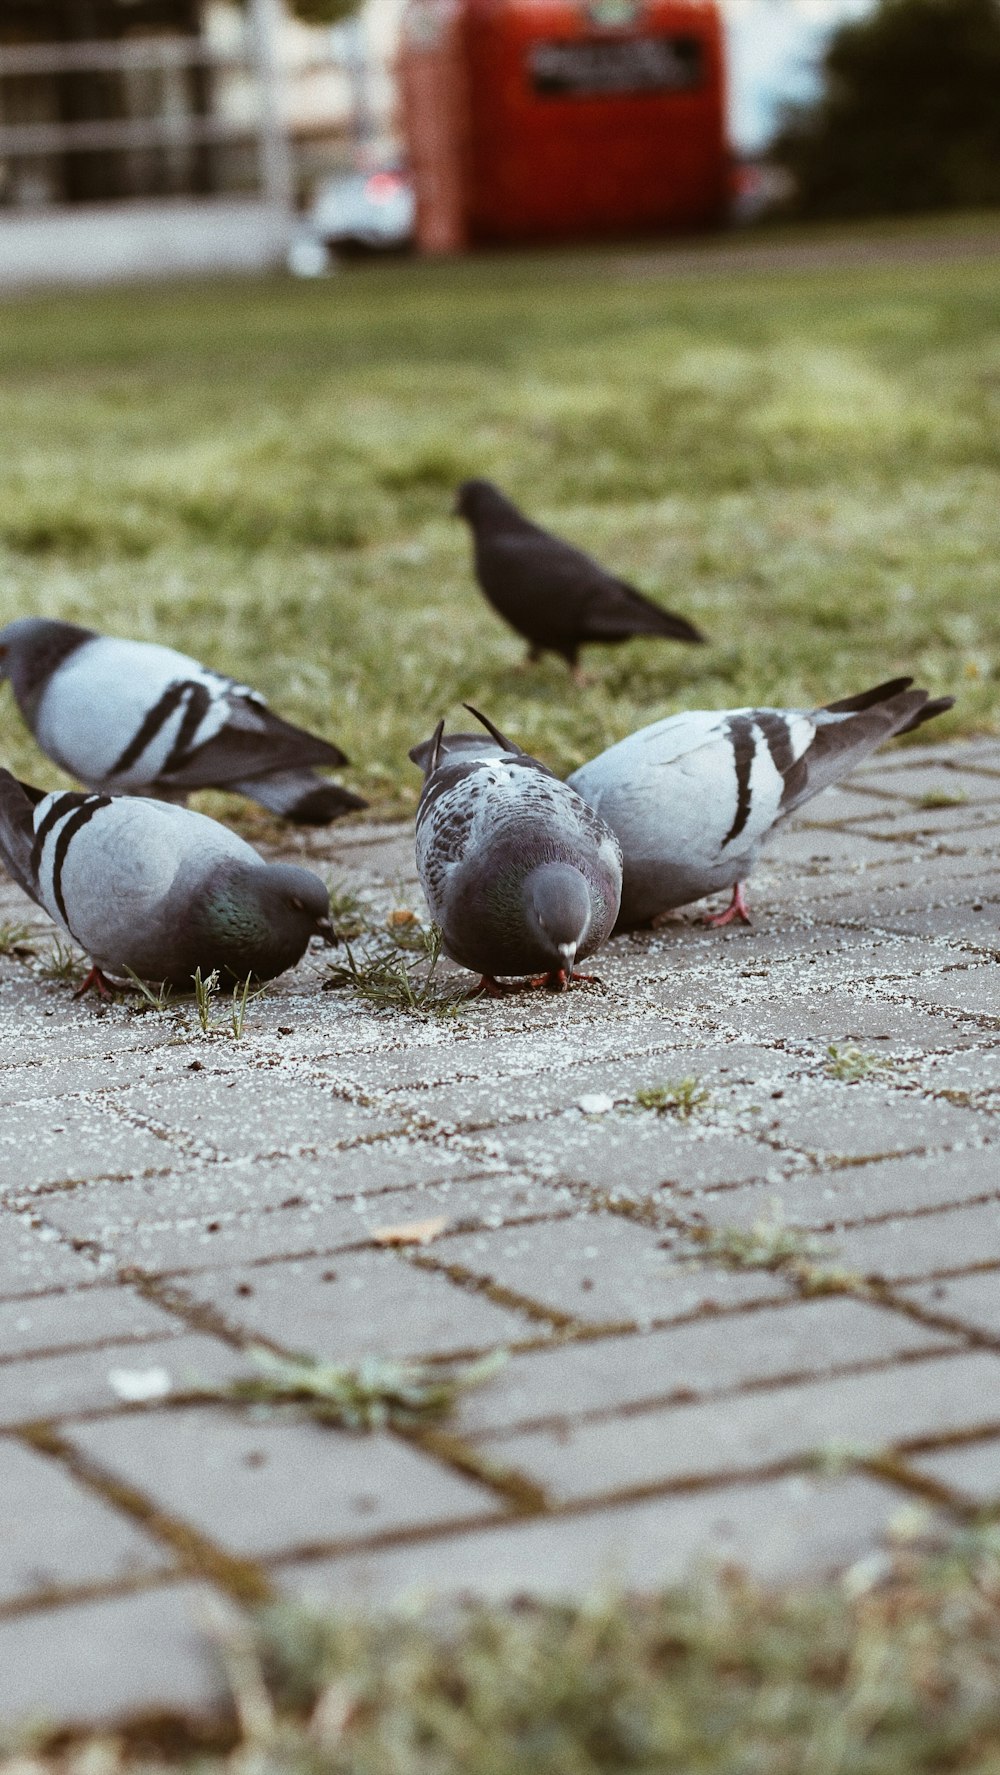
[773,0,1000,215]
[284,0,361,20]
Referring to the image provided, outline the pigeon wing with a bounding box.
[0,770,43,904]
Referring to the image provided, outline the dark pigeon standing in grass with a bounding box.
[0,618,366,823]
[410,705,622,994]
[454,480,706,683]
[0,769,336,997]
[568,678,954,931]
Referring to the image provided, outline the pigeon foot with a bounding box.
[73,965,115,1001]
[467,975,516,999]
[529,968,605,993]
[702,882,752,929]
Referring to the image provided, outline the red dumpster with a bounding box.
[399,0,727,252]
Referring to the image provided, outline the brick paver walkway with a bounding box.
[1,738,998,1731]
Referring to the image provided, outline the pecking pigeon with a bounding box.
[568,678,954,931]
[0,769,335,996]
[453,480,705,682]
[0,618,366,823]
[409,706,623,993]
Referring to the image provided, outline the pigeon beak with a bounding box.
[558,941,577,975]
[314,916,338,947]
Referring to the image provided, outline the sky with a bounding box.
[722,0,876,151]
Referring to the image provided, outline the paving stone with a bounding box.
[108,1072,410,1161]
[0,1099,180,1192]
[886,967,1000,1019]
[279,1473,910,1602]
[451,1297,953,1436]
[476,1350,1000,1502]
[708,993,985,1052]
[836,1199,1000,1284]
[0,1582,224,1729]
[902,1268,1000,1336]
[41,1173,565,1276]
[0,1333,247,1426]
[0,1212,104,1298]
[176,1247,529,1357]
[67,1406,501,1557]
[437,1213,790,1328]
[0,1439,169,1604]
[682,1144,1000,1226]
[759,1079,991,1160]
[908,1438,1000,1504]
[0,1283,179,1358]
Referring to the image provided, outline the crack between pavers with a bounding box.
[16,1423,273,1607]
[0,1565,180,1625]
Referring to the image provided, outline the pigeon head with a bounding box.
[453,479,510,524]
[522,861,593,972]
[200,861,335,981]
[0,617,94,710]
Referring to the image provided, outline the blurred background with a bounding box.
[1,0,998,283]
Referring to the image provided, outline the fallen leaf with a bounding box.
[387,909,419,928]
[372,1216,449,1247]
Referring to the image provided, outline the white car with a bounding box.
[289,167,416,273]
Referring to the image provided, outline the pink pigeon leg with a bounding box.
[73,965,115,1001]
[702,882,752,929]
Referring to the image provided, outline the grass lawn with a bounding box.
[0,224,998,822]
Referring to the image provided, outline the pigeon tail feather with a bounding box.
[228,770,367,825]
[582,592,706,645]
[0,769,42,901]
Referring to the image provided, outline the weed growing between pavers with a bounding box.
[203,1347,508,1431]
[324,921,469,1020]
[34,937,87,989]
[825,1045,897,1083]
[0,918,36,958]
[634,1077,712,1119]
[11,1528,1000,1772]
[684,1207,868,1298]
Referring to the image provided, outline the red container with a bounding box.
[399,0,727,251]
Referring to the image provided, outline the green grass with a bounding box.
[0,226,997,820]
[635,1076,712,1118]
[206,1346,507,1430]
[12,1529,1000,1771]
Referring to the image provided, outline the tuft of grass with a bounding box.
[0,919,36,959]
[635,1077,711,1118]
[34,938,87,988]
[208,1345,507,1431]
[686,1206,866,1297]
[17,1524,1000,1771]
[325,878,380,941]
[915,787,970,809]
[826,1043,895,1082]
[123,966,262,1038]
[324,921,468,1019]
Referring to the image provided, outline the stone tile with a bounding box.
[280,1474,909,1603]
[888,967,1000,1019]
[837,1201,1000,1284]
[0,1100,178,1193]
[451,1297,953,1436]
[108,1072,409,1161]
[0,1333,246,1426]
[682,1145,1000,1226]
[0,1582,224,1729]
[759,1079,991,1160]
[67,1406,501,1557]
[908,1438,1000,1505]
[0,1440,169,1604]
[477,1351,1000,1502]
[437,1213,790,1328]
[0,1212,104,1298]
[0,1283,178,1358]
[42,1172,565,1276]
[902,1268,1000,1335]
[708,994,984,1052]
[177,1248,528,1357]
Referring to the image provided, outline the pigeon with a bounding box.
[568,678,954,931]
[453,480,706,682]
[409,705,623,993]
[0,769,335,996]
[0,618,366,823]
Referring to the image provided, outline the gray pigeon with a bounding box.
[568,678,954,931]
[0,770,335,996]
[0,618,366,823]
[454,480,706,682]
[410,706,623,993]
